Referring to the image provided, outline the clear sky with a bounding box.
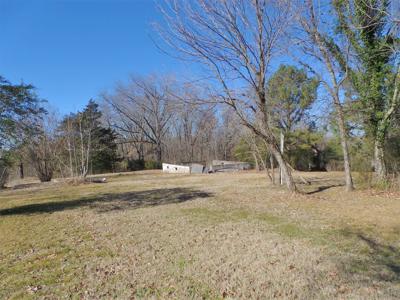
[0,0,184,114]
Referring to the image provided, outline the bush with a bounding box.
[115,160,128,172]
[0,155,12,188]
[386,133,400,174]
[0,165,9,188]
[127,159,161,171]
[145,160,161,170]
[127,159,145,171]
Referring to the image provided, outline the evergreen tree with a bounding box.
[267,65,319,132]
[0,76,46,187]
[0,76,45,148]
[91,127,120,174]
[267,65,319,169]
[59,99,120,177]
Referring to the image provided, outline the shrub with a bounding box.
[0,165,9,188]
[144,160,161,170]
[127,159,145,171]
[0,154,13,188]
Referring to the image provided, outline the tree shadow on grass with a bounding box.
[293,175,346,195]
[339,229,400,283]
[306,184,344,195]
[12,182,43,190]
[0,188,213,216]
[356,233,400,282]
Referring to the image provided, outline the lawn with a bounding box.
[0,171,399,299]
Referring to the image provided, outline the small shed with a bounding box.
[189,163,205,174]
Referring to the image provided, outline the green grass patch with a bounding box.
[182,208,312,240]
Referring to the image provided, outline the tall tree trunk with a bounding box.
[268,142,296,192]
[0,165,9,189]
[270,155,275,185]
[85,131,92,178]
[156,143,162,165]
[19,162,24,179]
[190,143,194,163]
[260,96,297,192]
[68,144,74,178]
[305,7,355,192]
[374,137,387,181]
[334,101,354,191]
[67,119,74,178]
[252,152,260,171]
[372,85,396,182]
[79,119,87,178]
[258,152,274,183]
[253,141,273,183]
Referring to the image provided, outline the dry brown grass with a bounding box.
[0,170,399,299]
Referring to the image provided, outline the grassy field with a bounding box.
[0,170,399,299]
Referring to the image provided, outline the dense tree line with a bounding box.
[0,0,399,193]
[159,0,399,191]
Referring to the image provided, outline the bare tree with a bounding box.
[77,113,92,177]
[158,0,297,191]
[102,103,147,162]
[56,115,77,178]
[26,112,60,182]
[56,100,102,179]
[66,116,75,178]
[172,100,216,163]
[103,75,174,164]
[295,0,354,191]
[216,108,242,161]
[28,139,55,182]
[242,129,275,181]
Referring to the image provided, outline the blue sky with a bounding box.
[0,0,184,114]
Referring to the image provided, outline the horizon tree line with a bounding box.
[0,0,399,193]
